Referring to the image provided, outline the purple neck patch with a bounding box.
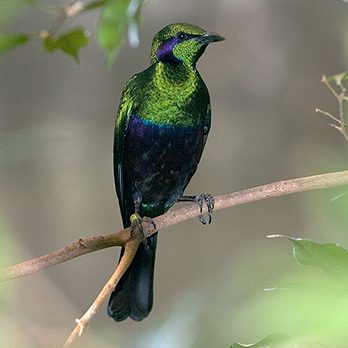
[156,37,181,64]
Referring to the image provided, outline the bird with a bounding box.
[107,23,224,322]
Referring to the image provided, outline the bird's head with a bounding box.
[150,23,224,66]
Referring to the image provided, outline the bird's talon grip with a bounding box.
[195,193,214,225]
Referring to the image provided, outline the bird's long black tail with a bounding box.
[107,233,157,321]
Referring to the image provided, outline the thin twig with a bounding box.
[330,123,348,142]
[338,94,346,127]
[35,0,91,40]
[315,108,340,123]
[63,236,141,347]
[320,75,348,141]
[321,74,339,99]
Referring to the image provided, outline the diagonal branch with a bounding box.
[63,235,141,347]
[1,169,348,283]
[0,228,131,282]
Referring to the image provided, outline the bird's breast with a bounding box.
[136,65,208,127]
[123,115,204,214]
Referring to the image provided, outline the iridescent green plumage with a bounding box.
[108,23,224,322]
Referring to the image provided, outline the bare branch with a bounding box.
[0,228,131,282]
[321,74,339,98]
[320,75,348,141]
[63,235,141,347]
[2,169,348,283]
[315,108,340,124]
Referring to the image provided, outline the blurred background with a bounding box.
[1,0,348,347]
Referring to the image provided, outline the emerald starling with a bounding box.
[108,23,224,322]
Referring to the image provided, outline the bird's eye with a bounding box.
[177,32,188,40]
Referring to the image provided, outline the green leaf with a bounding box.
[292,238,348,282]
[230,333,288,348]
[271,235,348,283]
[43,28,89,61]
[83,0,106,12]
[0,33,29,53]
[97,0,129,66]
[97,0,143,67]
[325,71,348,86]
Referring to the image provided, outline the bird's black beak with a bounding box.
[195,32,225,45]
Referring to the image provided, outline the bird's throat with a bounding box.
[139,62,203,127]
[156,61,197,86]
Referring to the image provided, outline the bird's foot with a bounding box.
[195,193,214,225]
[129,213,144,240]
[179,193,215,225]
[129,213,157,250]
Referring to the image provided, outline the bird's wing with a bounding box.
[202,102,211,149]
[114,75,138,225]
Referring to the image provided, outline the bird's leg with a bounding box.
[178,193,215,225]
[129,191,146,244]
[133,191,142,216]
[129,192,156,251]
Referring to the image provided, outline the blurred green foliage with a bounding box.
[43,27,90,61]
[290,236,348,283]
[97,0,143,67]
[229,237,348,347]
[0,0,144,65]
[0,33,29,53]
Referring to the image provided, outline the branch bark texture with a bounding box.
[1,169,347,283]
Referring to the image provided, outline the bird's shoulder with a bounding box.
[115,67,148,120]
[122,64,156,93]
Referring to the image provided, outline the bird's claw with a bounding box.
[129,214,156,250]
[194,193,214,225]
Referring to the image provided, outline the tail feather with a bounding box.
[108,233,157,321]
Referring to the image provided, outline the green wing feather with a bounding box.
[113,75,138,224]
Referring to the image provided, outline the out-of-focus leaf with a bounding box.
[272,235,348,283]
[43,27,89,61]
[325,71,348,86]
[292,238,348,282]
[0,33,29,53]
[97,0,129,66]
[229,333,288,348]
[83,0,106,12]
[97,0,143,67]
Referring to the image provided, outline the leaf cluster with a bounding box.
[0,0,144,64]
